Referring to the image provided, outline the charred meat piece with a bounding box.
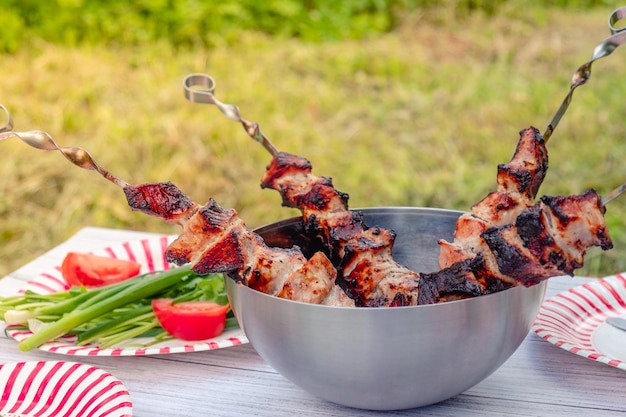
[472,126,548,224]
[492,127,548,204]
[434,189,612,292]
[124,182,199,224]
[165,198,250,274]
[417,256,486,304]
[482,189,612,287]
[339,226,422,307]
[339,227,485,306]
[261,152,349,214]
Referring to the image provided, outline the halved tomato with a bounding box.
[61,252,141,288]
[152,299,229,341]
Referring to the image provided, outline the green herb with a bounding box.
[0,266,236,351]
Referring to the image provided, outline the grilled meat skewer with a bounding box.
[182,75,611,303]
[125,176,483,306]
[124,176,613,305]
[261,152,362,262]
[125,182,354,306]
[258,127,611,302]
[260,151,481,306]
[438,126,549,290]
[482,190,612,286]
[417,189,612,302]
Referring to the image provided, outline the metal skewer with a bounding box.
[0,104,13,131]
[543,6,626,142]
[602,181,626,205]
[182,73,279,157]
[0,105,129,188]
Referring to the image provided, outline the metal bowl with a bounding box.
[226,207,546,410]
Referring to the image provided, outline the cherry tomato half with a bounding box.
[152,299,229,341]
[61,252,141,288]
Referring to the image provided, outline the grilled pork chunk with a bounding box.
[482,190,612,286]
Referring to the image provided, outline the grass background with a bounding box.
[2,1,626,279]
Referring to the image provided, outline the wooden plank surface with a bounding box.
[1,227,625,416]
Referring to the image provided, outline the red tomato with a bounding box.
[152,299,229,341]
[61,252,141,288]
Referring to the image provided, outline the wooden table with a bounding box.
[1,227,625,416]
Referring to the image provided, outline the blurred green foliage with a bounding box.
[1,1,625,279]
[0,0,616,52]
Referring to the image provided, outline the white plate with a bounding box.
[0,360,132,417]
[532,273,626,370]
[4,236,248,356]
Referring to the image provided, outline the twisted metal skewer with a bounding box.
[602,181,626,205]
[543,6,626,142]
[0,105,129,188]
[182,73,279,156]
[0,104,13,132]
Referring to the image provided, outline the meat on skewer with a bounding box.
[436,127,611,288]
[178,75,613,303]
[261,151,486,306]
[338,225,483,306]
[260,152,362,262]
[258,127,611,304]
[124,182,355,306]
[438,126,549,290]
[344,188,611,304]
[123,176,483,307]
[474,126,549,225]
[481,190,613,286]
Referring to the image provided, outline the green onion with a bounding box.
[17,266,194,351]
[1,265,234,352]
[75,305,153,345]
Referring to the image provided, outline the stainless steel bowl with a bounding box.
[226,207,546,410]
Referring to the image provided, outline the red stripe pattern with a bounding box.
[0,361,132,417]
[5,236,248,356]
[532,273,626,371]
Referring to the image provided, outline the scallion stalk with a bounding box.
[17,265,193,351]
[75,304,153,345]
